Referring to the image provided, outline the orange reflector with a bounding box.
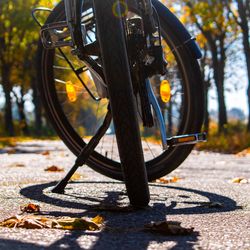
[160,80,171,103]
[66,81,77,102]
[177,136,196,143]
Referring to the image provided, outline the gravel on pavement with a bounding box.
[0,140,249,250]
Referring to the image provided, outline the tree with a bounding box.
[0,0,51,135]
[180,0,238,133]
[225,0,250,131]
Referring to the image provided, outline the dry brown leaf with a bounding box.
[230,177,249,184]
[7,149,16,154]
[0,215,101,231]
[200,202,224,208]
[156,176,181,184]
[92,205,134,213]
[20,203,41,213]
[45,165,64,172]
[9,163,25,168]
[236,148,250,157]
[0,215,50,229]
[41,151,50,156]
[145,221,194,236]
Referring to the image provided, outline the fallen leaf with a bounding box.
[0,215,101,231]
[20,203,41,213]
[200,202,224,208]
[54,217,100,230]
[8,163,25,168]
[0,215,50,229]
[92,205,135,213]
[41,151,50,156]
[230,177,249,184]
[7,149,16,154]
[156,176,182,184]
[91,215,104,225]
[144,221,194,236]
[45,165,64,172]
[236,148,250,157]
[70,172,84,181]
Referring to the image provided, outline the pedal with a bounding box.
[167,133,207,147]
[40,21,73,49]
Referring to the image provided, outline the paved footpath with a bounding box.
[0,140,249,250]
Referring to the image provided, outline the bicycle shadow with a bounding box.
[0,180,235,249]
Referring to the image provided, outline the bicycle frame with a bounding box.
[64,0,156,49]
[63,0,167,147]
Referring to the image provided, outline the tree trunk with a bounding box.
[242,23,250,132]
[211,42,227,134]
[236,0,250,132]
[217,83,228,133]
[31,77,42,135]
[247,84,250,132]
[17,100,30,136]
[1,65,14,136]
[204,81,210,133]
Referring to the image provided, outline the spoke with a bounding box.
[93,101,101,134]
[86,33,93,43]
[53,65,72,70]
[111,132,115,160]
[55,53,66,60]
[143,137,156,159]
[57,48,100,101]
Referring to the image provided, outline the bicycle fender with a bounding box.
[151,0,202,59]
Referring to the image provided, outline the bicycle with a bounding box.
[33,0,206,208]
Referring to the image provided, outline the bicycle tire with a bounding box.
[92,0,150,207]
[37,0,204,183]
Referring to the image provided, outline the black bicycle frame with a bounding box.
[64,0,156,49]
[64,0,85,50]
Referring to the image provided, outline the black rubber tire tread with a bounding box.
[37,0,204,183]
[93,0,150,207]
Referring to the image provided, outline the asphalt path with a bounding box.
[0,140,249,249]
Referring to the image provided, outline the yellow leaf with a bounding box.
[70,172,83,181]
[91,215,104,225]
[156,176,181,184]
[55,217,100,231]
[0,215,101,231]
[231,177,249,184]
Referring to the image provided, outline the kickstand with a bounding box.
[51,107,112,194]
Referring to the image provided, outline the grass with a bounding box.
[1,122,249,154]
[196,122,250,154]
